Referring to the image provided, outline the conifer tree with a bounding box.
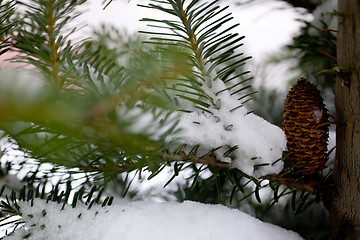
[0,0,357,239]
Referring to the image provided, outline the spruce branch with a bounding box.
[12,0,86,89]
[45,0,60,88]
[0,0,15,56]
[140,0,253,106]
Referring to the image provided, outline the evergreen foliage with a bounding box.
[0,0,14,57]
[0,1,191,234]
[286,6,337,116]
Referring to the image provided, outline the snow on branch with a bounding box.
[137,0,287,178]
[171,79,286,178]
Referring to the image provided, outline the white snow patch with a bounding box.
[0,174,24,195]
[173,79,286,177]
[312,109,323,123]
[5,200,303,240]
[117,107,179,141]
[323,130,336,176]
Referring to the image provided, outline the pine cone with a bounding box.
[282,77,329,175]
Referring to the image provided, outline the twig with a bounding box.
[264,174,323,193]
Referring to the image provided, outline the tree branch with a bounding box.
[78,150,331,195]
[264,174,326,194]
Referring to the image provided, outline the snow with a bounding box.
[174,79,286,178]
[117,107,179,141]
[4,200,303,240]
[107,67,286,178]
[312,109,323,123]
[0,174,24,196]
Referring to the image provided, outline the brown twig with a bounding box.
[264,174,324,194]
[320,51,337,61]
[319,28,338,33]
[173,152,230,169]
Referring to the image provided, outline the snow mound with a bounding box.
[5,200,303,240]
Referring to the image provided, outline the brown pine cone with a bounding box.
[282,77,329,175]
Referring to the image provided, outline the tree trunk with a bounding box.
[331,0,360,239]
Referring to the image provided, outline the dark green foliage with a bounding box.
[252,3,337,127]
[263,197,331,240]
[286,8,337,115]
[251,87,285,127]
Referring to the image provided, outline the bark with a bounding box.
[331,0,360,239]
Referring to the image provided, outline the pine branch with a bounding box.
[45,0,60,88]
[140,0,253,108]
[0,0,15,56]
[0,38,185,185]
[265,175,324,194]
[12,0,86,89]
